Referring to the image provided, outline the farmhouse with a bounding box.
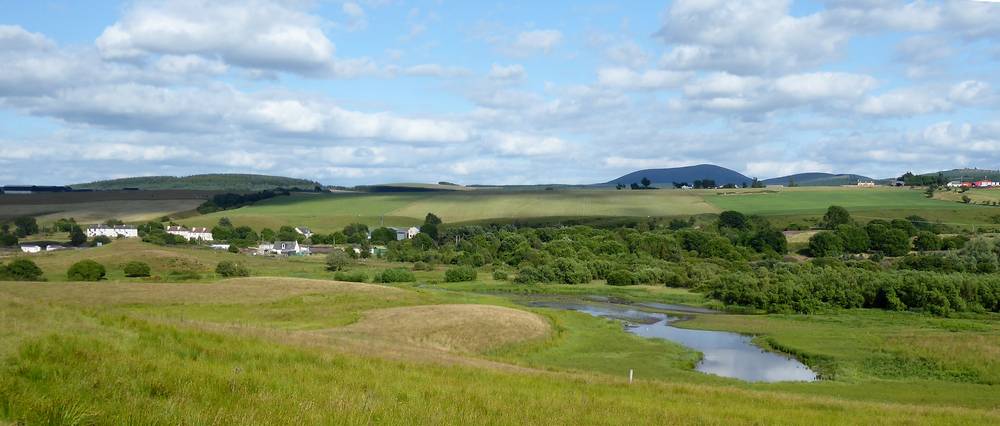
[946,181,964,188]
[974,180,998,188]
[294,227,313,238]
[86,224,139,239]
[389,226,421,240]
[257,241,310,256]
[166,226,214,241]
[857,181,876,188]
[19,245,42,253]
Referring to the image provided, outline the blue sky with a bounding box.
[1,0,999,185]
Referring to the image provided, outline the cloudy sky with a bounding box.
[1,0,999,185]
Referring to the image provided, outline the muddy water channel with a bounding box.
[524,299,817,383]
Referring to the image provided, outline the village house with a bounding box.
[946,181,964,188]
[389,226,420,240]
[19,244,42,253]
[973,180,998,188]
[294,227,313,238]
[856,181,876,188]
[257,241,310,256]
[166,226,214,241]
[86,224,139,239]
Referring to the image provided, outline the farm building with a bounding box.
[946,181,964,188]
[973,180,998,188]
[166,226,214,241]
[86,224,139,239]
[257,241,309,256]
[856,181,876,188]
[294,227,313,238]
[19,245,42,253]
[389,226,420,240]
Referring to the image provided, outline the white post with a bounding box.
[629,369,633,384]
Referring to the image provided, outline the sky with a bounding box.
[0,0,999,186]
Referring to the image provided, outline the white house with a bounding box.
[389,226,420,240]
[946,181,964,188]
[857,181,876,188]
[166,226,213,241]
[258,241,309,256]
[294,227,313,238]
[20,244,41,253]
[86,224,139,239]
[46,245,65,252]
[210,243,231,251]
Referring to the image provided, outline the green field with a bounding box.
[177,187,998,233]
[2,242,1000,424]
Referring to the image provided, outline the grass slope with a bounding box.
[3,278,998,424]
[73,173,320,192]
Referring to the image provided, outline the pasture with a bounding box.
[0,190,214,224]
[177,187,997,233]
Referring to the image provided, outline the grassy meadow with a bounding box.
[2,241,1000,424]
[177,186,1000,233]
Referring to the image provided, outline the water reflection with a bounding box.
[526,300,817,383]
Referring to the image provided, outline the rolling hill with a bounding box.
[73,174,322,192]
[603,164,752,187]
[762,172,875,187]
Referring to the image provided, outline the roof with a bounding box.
[295,226,312,232]
[166,226,186,231]
[189,227,210,233]
[88,224,137,230]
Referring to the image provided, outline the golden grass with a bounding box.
[330,304,551,354]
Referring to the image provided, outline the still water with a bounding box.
[526,300,817,383]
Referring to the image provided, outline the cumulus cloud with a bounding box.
[680,71,876,114]
[597,67,690,90]
[510,29,563,55]
[490,132,569,156]
[488,64,525,81]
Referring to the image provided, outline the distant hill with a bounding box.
[763,173,875,187]
[603,164,753,187]
[73,174,322,192]
[916,168,1000,181]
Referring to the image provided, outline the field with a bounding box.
[0,190,214,224]
[172,187,1000,233]
[2,241,1000,424]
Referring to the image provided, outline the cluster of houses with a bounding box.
[946,180,999,188]
[166,226,213,240]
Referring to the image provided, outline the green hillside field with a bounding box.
[180,187,997,232]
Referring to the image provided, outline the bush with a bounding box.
[91,235,112,246]
[444,266,477,282]
[808,231,843,257]
[0,259,44,281]
[228,245,240,253]
[215,261,250,277]
[333,270,368,282]
[514,266,550,284]
[325,250,353,271]
[67,260,106,281]
[373,268,415,283]
[913,231,943,252]
[122,261,151,277]
[413,261,434,271]
[492,270,508,281]
[606,270,638,286]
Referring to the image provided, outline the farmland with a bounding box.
[175,186,999,233]
[0,190,214,224]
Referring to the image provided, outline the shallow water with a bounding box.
[526,300,817,383]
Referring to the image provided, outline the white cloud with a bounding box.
[0,25,54,50]
[510,29,563,54]
[597,67,690,90]
[341,2,368,31]
[399,63,470,78]
[857,88,952,116]
[491,132,569,156]
[488,64,525,80]
[154,54,228,75]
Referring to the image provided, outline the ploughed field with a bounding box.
[2,242,1000,424]
[182,187,995,232]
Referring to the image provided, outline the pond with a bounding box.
[525,299,817,383]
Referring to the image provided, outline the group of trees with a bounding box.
[808,207,965,258]
[197,188,291,214]
[0,216,92,247]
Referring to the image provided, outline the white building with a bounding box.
[20,244,41,253]
[86,224,139,239]
[389,226,421,240]
[166,226,214,241]
[294,227,313,238]
[946,181,964,188]
[46,245,65,251]
[857,181,876,188]
[257,241,309,256]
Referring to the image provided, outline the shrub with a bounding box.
[91,235,112,246]
[373,268,415,283]
[333,270,368,282]
[492,270,508,281]
[325,250,353,271]
[413,261,434,271]
[913,231,942,252]
[228,245,239,253]
[0,259,44,281]
[606,270,638,286]
[514,266,549,284]
[215,261,250,277]
[122,261,151,277]
[444,266,477,282]
[67,260,106,281]
[808,231,843,257]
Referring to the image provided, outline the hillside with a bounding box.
[603,164,752,187]
[73,174,322,192]
[918,168,1000,181]
[763,172,874,187]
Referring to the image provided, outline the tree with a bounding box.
[0,259,44,281]
[751,177,765,188]
[260,228,275,242]
[215,261,250,277]
[424,213,442,226]
[788,176,798,187]
[718,211,749,230]
[228,245,239,253]
[370,227,397,244]
[343,223,369,244]
[218,217,233,227]
[122,261,151,277]
[835,224,869,254]
[0,233,17,247]
[867,225,910,256]
[641,177,652,188]
[69,225,87,246]
[276,225,299,242]
[444,266,477,282]
[630,182,641,190]
[808,231,843,257]
[53,218,77,232]
[821,206,851,229]
[67,260,106,281]
[325,249,353,271]
[13,217,38,237]
[913,231,942,252]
